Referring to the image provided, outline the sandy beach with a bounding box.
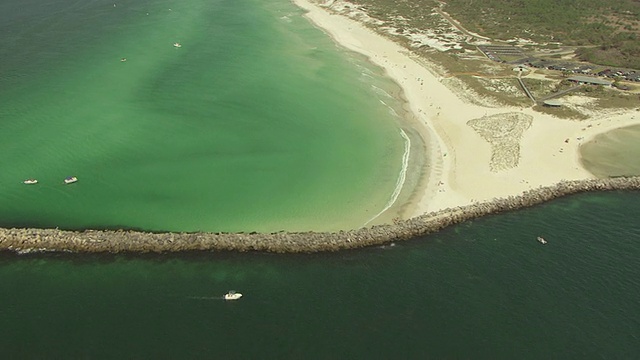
[292,0,640,218]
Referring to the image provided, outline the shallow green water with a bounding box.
[4,2,640,357]
[0,0,412,232]
[580,124,640,178]
[2,191,640,358]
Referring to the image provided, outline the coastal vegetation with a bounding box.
[324,0,638,116]
[351,0,640,69]
[440,0,640,69]
[520,78,556,99]
[532,103,588,120]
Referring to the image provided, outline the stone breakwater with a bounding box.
[2,177,640,254]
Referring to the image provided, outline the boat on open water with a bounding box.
[537,236,547,245]
[23,179,38,185]
[224,291,242,301]
[64,176,78,184]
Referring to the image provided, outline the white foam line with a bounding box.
[371,84,393,98]
[378,99,399,117]
[361,72,374,79]
[364,128,410,226]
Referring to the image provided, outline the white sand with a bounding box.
[292,0,640,217]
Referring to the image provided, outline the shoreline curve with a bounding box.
[3,177,639,254]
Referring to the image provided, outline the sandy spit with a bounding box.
[291,0,640,218]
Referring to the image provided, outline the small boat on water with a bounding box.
[64,176,78,184]
[23,179,38,185]
[224,290,242,301]
[173,42,182,48]
[537,236,547,245]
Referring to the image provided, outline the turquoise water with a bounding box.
[0,0,414,233]
[4,2,640,357]
[2,191,640,358]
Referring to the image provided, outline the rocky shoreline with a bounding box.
[2,177,640,254]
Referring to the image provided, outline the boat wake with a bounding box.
[364,128,410,226]
[187,296,224,301]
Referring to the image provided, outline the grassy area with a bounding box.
[439,0,640,69]
[349,0,640,69]
[532,104,589,120]
[410,49,531,107]
[591,91,640,110]
[330,0,638,118]
[520,78,556,99]
[458,75,530,106]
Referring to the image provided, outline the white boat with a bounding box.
[537,236,547,245]
[173,42,182,48]
[23,179,38,185]
[224,290,242,301]
[64,176,78,184]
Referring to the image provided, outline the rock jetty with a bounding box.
[2,177,640,254]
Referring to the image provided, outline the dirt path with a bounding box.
[434,3,491,41]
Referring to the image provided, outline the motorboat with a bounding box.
[224,290,242,301]
[173,42,182,48]
[23,179,38,185]
[537,236,547,245]
[64,176,78,184]
[120,58,127,62]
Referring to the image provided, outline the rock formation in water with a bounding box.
[2,177,640,254]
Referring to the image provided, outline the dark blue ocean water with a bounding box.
[2,0,640,357]
[1,191,639,358]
